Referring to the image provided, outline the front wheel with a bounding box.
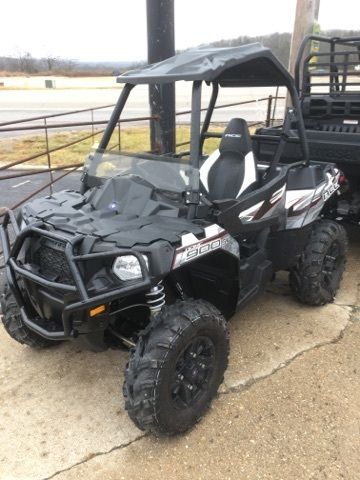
[1,288,60,349]
[123,299,229,436]
[289,220,348,306]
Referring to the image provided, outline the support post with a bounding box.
[288,0,321,76]
[265,95,273,127]
[286,0,320,108]
[146,0,175,153]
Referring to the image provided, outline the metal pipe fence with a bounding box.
[0,95,284,217]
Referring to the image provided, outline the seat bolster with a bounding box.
[237,151,258,197]
[200,149,220,192]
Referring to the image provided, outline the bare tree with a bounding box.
[17,51,37,73]
[43,55,59,72]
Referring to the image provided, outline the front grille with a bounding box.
[35,241,74,285]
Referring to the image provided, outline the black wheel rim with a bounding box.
[170,336,215,409]
[321,241,343,293]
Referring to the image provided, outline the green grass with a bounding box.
[0,125,226,168]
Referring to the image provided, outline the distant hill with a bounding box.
[206,29,360,67]
[2,29,359,76]
[0,55,142,77]
[207,32,292,66]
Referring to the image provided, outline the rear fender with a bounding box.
[285,166,340,229]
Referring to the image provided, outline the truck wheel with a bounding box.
[1,288,59,348]
[289,220,347,306]
[123,299,229,436]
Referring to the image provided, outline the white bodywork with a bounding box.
[172,155,340,270]
[285,170,340,229]
[172,224,239,269]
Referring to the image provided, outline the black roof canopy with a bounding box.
[117,43,293,88]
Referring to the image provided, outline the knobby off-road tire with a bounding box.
[289,219,348,306]
[1,288,58,348]
[123,299,229,436]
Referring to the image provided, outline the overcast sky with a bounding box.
[1,0,359,62]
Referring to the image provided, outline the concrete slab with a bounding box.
[225,291,350,391]
[335,226,360,307]
[52,322,360,480]
[0,340,141,480]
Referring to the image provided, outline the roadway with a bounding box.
[0,84,286,137]
[0,169,82,210]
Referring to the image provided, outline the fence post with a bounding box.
[44,118,54,195]
[91,110,95,144]
[117,121,121,151]
[266,95,273,127]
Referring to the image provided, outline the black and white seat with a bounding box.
[200,118,258,201]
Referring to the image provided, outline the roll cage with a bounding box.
[83,43,310,214]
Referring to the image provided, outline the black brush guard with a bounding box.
[0,210,151,340]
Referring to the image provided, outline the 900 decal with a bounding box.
[172,234,229,269]
[185,238,222,259]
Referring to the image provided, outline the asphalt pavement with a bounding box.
[0,170,81,275]
[0,170,82,210]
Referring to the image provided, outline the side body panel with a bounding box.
[285,169,340,229]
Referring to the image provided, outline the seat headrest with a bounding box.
[219,118,252,156]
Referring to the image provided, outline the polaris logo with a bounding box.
[43,239,66,251]
[225,133,242,138]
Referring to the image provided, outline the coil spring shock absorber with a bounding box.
[145,281,165,316]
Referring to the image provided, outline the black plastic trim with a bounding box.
[0,210,151,340]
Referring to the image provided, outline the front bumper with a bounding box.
[0,210,151,341]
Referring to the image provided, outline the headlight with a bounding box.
[112,255,148,281]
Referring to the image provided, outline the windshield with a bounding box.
[85,150,199,193]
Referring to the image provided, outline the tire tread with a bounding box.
[2,288,58,348]
[123,299,229,436]
[289,220,348,306]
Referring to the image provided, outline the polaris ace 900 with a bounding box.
[1,43,347,435]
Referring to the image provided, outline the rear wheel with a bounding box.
[1,288,59,348]
[289,220,348,305]
[123,299,229,436]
